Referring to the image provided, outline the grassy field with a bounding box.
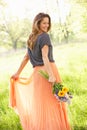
[0,42,87,130]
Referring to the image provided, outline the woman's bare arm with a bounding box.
[16,52,29,75]
[42,45,56,83]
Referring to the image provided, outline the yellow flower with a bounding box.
[62,87,69,93]
[58,90,65,97]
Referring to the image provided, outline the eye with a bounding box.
[43,22,49,25]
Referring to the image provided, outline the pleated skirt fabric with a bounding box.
[9,63,71,130]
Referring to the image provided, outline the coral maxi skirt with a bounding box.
[9,62,71,130]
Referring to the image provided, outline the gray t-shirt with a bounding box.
[28,32,54,67]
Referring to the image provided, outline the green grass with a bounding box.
[0,43,87,130]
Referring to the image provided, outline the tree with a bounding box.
[70,0,87,33]
[0,0,6,6]
[52,0,74,44]
[1,17,31,50]
[0,0,32,50]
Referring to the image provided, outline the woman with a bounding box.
[10,12,71,130]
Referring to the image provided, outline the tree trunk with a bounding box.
[13,41,17,50]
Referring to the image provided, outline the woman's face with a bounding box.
[39,17,49,33]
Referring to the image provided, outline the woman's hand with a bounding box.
[11,73,19,80]
[48,75,56,84]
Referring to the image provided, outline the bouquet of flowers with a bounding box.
[39,70,73,104]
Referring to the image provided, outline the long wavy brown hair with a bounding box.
[27,13,51,49]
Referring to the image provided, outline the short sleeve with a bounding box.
[39,33,51,49]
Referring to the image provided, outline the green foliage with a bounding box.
[0,75,23,130]
[0,0,6,6]
[39,70,49,79]
[71,0,87,4]
[0,17,32,50]
[0,0,87,49]
[69,0,87,34]
[81,9,87,32]
[51,19,74,45]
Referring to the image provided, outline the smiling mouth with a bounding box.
[44,28,48,30]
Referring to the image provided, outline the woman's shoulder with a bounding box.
[38,32,50,40]
[40,32,49,36]
[37,32,51,48]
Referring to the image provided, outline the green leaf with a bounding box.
[38,70,49,79]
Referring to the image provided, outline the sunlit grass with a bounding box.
[0,42,87,130]
[54,43,87,130]
[0,75,23,130]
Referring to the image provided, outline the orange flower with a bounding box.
[58,90,65,97]
[62,87,69,93]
